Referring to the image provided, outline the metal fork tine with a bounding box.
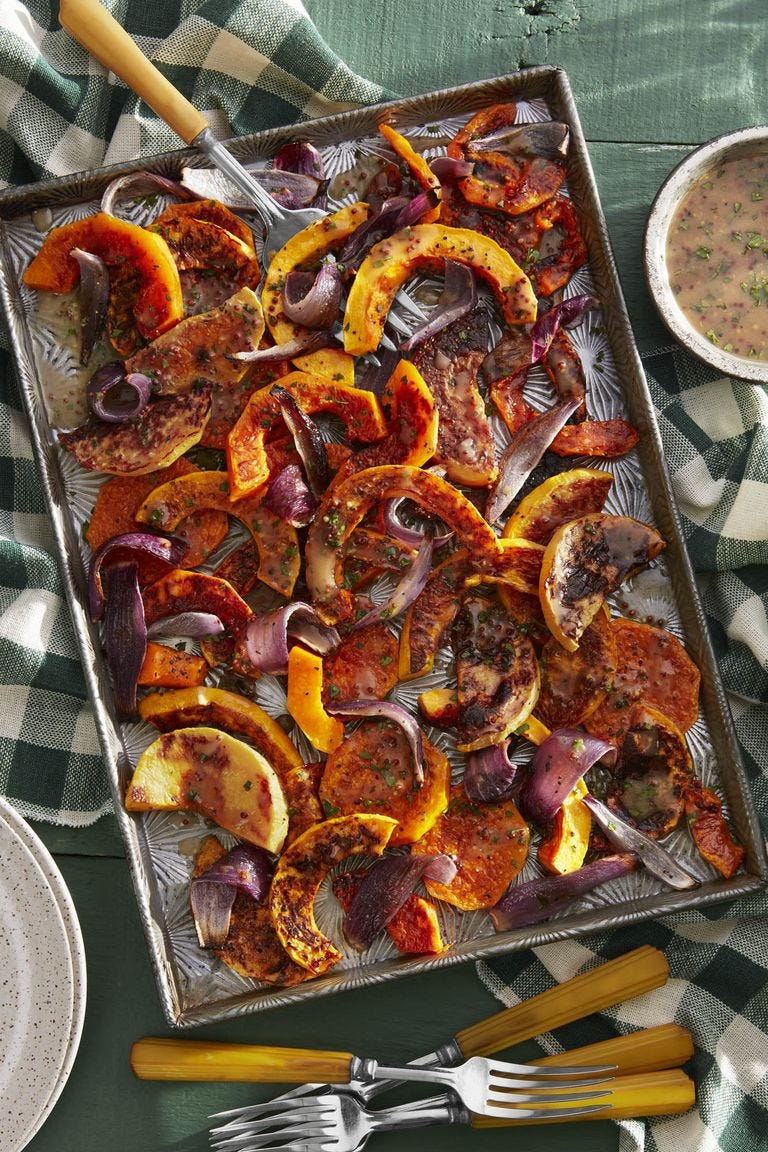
[482,1103,610,1121]
[211,1117,329,1143]
[486,1087,613,1106]
[211,1098,332,1123]
[491,1061,616,1077]
[211,1123,333,1151]
[211,1107,332,1133]
[489,1074,611,1091]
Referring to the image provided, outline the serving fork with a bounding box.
[58,0,326,262]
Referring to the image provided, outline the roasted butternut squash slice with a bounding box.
[138,685,302,780]
[683,782,745,879]
[608,704,694,839]
[417,785,529,911]
[535,609,617,730]
[319,719,450,846]
[502,468,613,546]
[23,212,183,340]
[343,223,536,355]
[305,464,504,624]
[124,286,264,394]
[538,778,591,876]
[286,645,344,754]
[378,123,441,222]
[539,514,666,652]
[151,199,256,251]
[125,726,289,853]
[59,386,211,475]
[399,551,468,681]
[227,370,385,500]
[262,203,371,386]
[333,871,446,955]
[270,814,397,974]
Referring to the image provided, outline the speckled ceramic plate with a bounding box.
[0,799,86,1152]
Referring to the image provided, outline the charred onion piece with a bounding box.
[428,156,475,181]
[71,248,109,365]
[398,259,477,352]
[190,843,275,948]
[181,166,323,210]
[529,294,598,363]
[86,361,153,424]
[338,196,411,268]
[102,559,146,718]
[464,741,519,803]
[490,853,637,931]
[282,263,342,329]
[273,141,325,180]
[485,397,581,524]
[351,530,434,631]
[239,602,341,676]
[326,699,425,786]
[584,795,699,890]
[518,728,616,826]
[100,171,196,216]
[271,384,330,497]
[88,531,187,621]
[473,120,570,160]
[382,498,453,547]
[263,463,319,527]
[146,611,224,639]
[234,330,333,363]
[343,853,457,951]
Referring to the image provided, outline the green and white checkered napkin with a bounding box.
[1,4,767,1148]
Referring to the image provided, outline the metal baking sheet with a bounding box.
[1,66,765,1027]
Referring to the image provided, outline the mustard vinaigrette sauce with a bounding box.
[666,153,768,361]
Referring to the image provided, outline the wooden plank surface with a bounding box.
[28,1,766,1147]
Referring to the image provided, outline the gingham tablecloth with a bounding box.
[1,4,767,1149]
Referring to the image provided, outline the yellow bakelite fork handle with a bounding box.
[130,1038,355,1083]
[538,1023,694,1076]
[473,1068,695,1126]
[59,0,209,144]
[457,945,669,1057]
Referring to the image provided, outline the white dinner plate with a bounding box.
[0,798,87,1151]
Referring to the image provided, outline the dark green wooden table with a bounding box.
[26,2,767,1148]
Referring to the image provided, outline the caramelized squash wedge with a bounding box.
[125,726,289,853]
[286,645,344,754]
[333,871,446,955]
[684,782,745,878]
[270,814,397,974]
[59,386,211,475]
[455,591,540,751]
[138,686,302,780]
[137,472,300,598]
[333,360,438,481]
[399,551,468,681]
[124,286,264,394]
[262,203,370,386]
[418,785,529,910]
[227,370,386,500]
[150,199,256,252]
[535,609,617,730]
[503,468,613,546]
[538,778,591,876]
[305,465,504,623]
[378,123,442,221]
[23,211,183,340]
[142,568,252,638]
[343,224,536,355]
[609,704,694,838]
[319,719,450,845]
[539,514,666,652]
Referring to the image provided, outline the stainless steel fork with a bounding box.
[59,0,326,263]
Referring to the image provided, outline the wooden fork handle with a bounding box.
[130,1037,355,1083]
[457,945,669,1057]
[59,0,208,143]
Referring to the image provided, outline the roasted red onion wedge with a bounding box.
[271,384,330,498]
[71,248,109,365]
[490,853,637,931]
[190,844,275,948]
[88,531,187,621]
[343,853,457,950]
[338,196,411,268]
[428,155,475,181]
[350,530,434,632]
[181,165,323,210]
[146,611,224,639]
[273,141,325,181]
[234,330,333,363]
[326,699,425,786]
[283,263,342,329]
[464,741,519,803]
[485,396,581,525]
[529,294,598,363]
[398,259,477,352]
[238,602,340,676]
[101,171,196,216]
[263,463,319,527]
[86,361,153,424]
[583,795,699,890]
[518,728,615,826]
[382,498,453,547]
[101,560,146,719]
[472,120,570,160]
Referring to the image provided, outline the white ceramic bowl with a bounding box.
[644,124,768,384]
